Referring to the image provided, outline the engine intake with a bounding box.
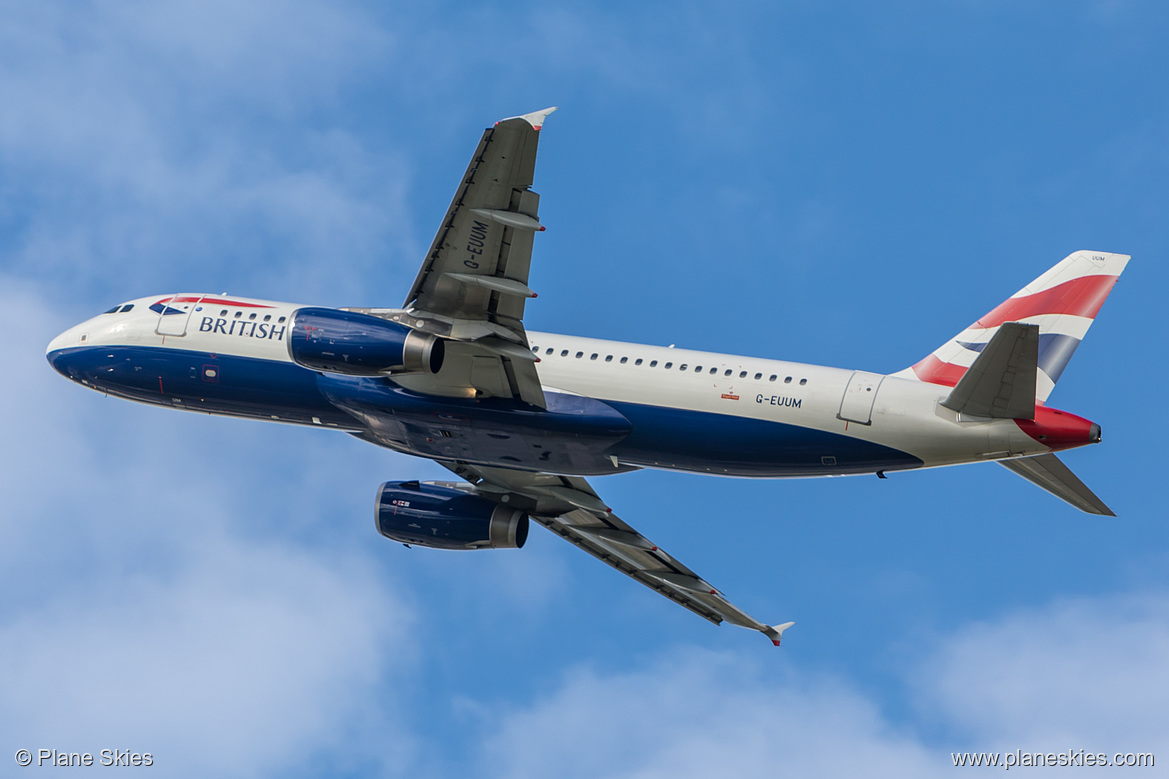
[376,481,529,550]
[289,307,444,375]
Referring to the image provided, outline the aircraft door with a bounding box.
[838,371,885,425]
[155,295,204,337]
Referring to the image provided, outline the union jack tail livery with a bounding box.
[898,251,1130,403]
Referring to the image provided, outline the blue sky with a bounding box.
[2,1,1167,776]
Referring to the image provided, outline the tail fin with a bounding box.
[895,250,1130,402]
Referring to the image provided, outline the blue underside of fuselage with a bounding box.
[47,345,923,477]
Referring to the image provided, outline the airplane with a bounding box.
[46,107,1129,646]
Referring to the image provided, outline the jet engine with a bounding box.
[376,481,529,550]
[288,307,444,375]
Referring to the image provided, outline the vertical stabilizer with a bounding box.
[895,251,1129,402]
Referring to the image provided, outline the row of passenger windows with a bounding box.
[218,309,286,323]
[529,344,808,385]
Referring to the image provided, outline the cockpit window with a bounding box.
[119,304,134,313]
[103,306,121,314]
[102,303,135,314]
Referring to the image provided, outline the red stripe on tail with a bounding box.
[911,354,967,387]
[975,275,1119,329]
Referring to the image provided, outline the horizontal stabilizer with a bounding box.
[999,453,1115,516]
[941,322,1038,418]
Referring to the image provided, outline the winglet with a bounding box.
[763,621,796,647]
[499,106,559,131]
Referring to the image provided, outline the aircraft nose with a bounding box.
[47,329,71,355]
[46,323,90,378]
[46,330,73,377]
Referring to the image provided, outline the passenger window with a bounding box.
[590,353,598,360]
[784,376,792,383]
[576,352,583,358]
[561,350,569,357]
[724,369,732,377]
[263,314,271,322]
[679,364,687,371]
[531,346,539,352]
[650,360,658,367]
[769,375,777,382]
[278,316,286,323]
[234,311,242,318]
[249,313,257,320]
[739,371,747,378]
[620,357,628,364]
[605,355,613,362]
[754,372,763,380]
[799,378,807,385]
[545,348,553,355]
[694,365,702,372]
[635,358,643,365]
[665,362,673,369]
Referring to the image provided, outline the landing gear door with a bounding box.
[155,295,203,337]
[838,371,884,425]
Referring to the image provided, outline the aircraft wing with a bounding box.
[441,461,795,646]
[395,108,558,409]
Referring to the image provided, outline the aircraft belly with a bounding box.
[316,375,634,475]
[47,346,355,427]
[606,400,922,476]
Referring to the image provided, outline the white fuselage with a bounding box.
[47,293,1062,479]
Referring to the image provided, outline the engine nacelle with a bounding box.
[288,307,444,376]
[375,481,529,550]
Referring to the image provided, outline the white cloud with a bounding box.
[472,650,936,779]
[0,279,418,777]
[0,0,415,303]
[465,591,1169,778]
[0,542,410,775]
[918,593,1169,754]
